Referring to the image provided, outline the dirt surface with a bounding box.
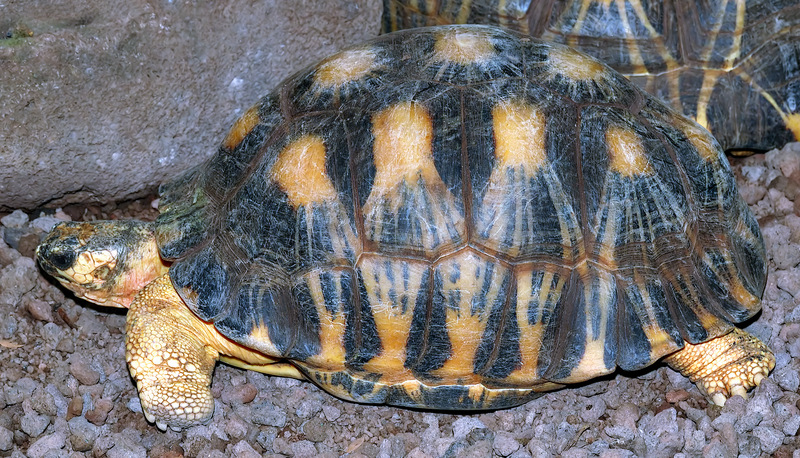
[1,144,800,457]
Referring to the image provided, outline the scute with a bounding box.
[381,0,800,151]
[153,25,767,405]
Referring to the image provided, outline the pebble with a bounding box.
[25,431,66,458]
[0,426,12,451]
[68,415,99,452]
[773,367,800,392]
[106,431,147,458]
[377,436,406,458]
[30,215,63,233]
[1,210,29,228]
[248,400,287,427]
[69,354,101,386]
[295,398,322,419]
[290,439,317,456]
[580,396,606,423]
[5,377,37,405]
[222,383,257,404]
[85,398,113,425]
[526,438,550,457]
[611,402,639,431]
[303,417,329,443]
[492,431,520,457]
[753,426,784,454]
[783,415,800,436]
[231,439,261,458]
[322,404,341,421]
[452,417,486,440]
[25,297,54,322]
[0,256,37,306]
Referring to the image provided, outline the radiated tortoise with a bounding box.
[37,25,775,431]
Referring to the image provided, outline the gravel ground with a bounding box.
[1,143,800,457]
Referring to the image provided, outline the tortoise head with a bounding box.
[37,220,169,308]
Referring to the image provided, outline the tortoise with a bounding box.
[37,25,775,431]
[382,0,800,152]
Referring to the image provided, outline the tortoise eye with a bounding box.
[49,248,77,271]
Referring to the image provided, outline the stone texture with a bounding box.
[1,0,381,210]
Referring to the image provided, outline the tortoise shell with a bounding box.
[382,0,800,152]
[154,25,766,409]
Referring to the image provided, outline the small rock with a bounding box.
[230,439,260,458]
[85,398,113,425]
[290,439,317,456]
[21,408,50,436]
[222,383,257,404]
[452,417,486,440]
[249,400,286,427]
[303,417,329,443]
[774,367,800,392]
[0,256,37,305]
[295,398,322,419]
[322,404,341,421]
[753,425,784,455]
[30,215,63,233]
[25,297,54,322]
[69,354,101,386]
[68,416,99,452]
[223,414,248,439]
[580,396,607,423]
[611,402,640,430]
[605,426,636,442]
[1,209,29,228]
[378,436,406,458]
[25,432,66,458]
[598,450,636,458]
[562,448,590,458]
[735,409,763,434]
[782,415,800,437]
[106,431,147,458]
[526,438,550,458]
[665,389,690,404]
[712,412,737,431]
[0,426,12,451]
[492,431,520,457]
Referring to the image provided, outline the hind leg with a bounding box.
[664,328,775,406]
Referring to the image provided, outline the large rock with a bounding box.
[1,0,381,211]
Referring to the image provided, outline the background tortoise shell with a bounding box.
[382,0,800,152]
[153,25,766,408]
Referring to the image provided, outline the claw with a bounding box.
[731,385,748,400]
[712,392,726,406]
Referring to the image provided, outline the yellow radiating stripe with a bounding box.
[304,271,347,371]
[614,0,647,76]
[626,0,682,111]
[222,104,260,151]
[455,0,472,23]
[694,0,731,131]
[313,49,378,90]
[434,253,501,383]
[271,135,338,208]
[505,269,550,384]
[360,257,426,382]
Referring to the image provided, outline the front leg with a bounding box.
[125,274,219,430]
